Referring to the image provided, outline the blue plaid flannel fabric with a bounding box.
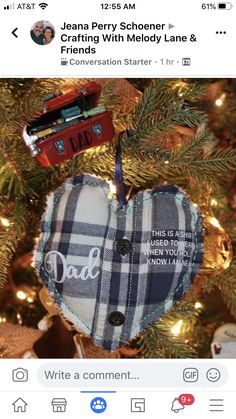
[34,174,203,351]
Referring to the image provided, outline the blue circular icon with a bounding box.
[90,397,107,413]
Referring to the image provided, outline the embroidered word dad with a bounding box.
[44,247,100,283]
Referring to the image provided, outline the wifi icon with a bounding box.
[39,2,48,9]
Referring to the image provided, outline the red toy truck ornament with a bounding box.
[22,82,115,167]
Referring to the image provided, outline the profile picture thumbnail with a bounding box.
[30,20,55,45]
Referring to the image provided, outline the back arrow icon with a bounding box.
[12,28,18,38]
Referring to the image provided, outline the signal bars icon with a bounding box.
[4,3,15,9]
[39,2,48,9]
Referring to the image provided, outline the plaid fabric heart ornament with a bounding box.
[35,174,203,351]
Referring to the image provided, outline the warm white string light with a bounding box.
[215,93,226,107]
[211,198,218,207]
[16,290,27,301]
[171,319,183,336]
[0,217,10,227]
[194,301,203,310]
[209,216,221,229]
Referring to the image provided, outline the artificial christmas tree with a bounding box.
[0,78,236,358]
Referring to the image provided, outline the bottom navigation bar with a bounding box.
[1,391,234,418]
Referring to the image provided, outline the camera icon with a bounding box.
[12,368,28,382]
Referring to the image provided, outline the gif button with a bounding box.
[183,368,199,383]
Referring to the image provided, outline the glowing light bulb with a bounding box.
[209,217,221,228]
[215,93,226,107]
[211,198,218,207]
[194,301,203,310]
[16,313,22,324]
[27,297,34,303]
[174,81,186,89]
[16,290,27,300]
[215,98,223,107]
[34,236,40,245]
[0,217,10,227]
[0,316,7,323]
[171,319,183,336]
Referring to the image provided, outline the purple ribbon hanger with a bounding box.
[114,143,127,208]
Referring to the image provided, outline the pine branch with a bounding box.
[0,202,28,287]
[129,80,207,146]
[201,257,236,291]
[129,106,206,146]
[172,108,207,128]
[167,149,236,185]
[72,142,236,189]
[215,258,236,318]
[0,137,40,198]
[139,326,197,358]
[172,128,213,160]
[170,80,208,101]
[98,80,120,109]
[138,304,198,358]
[222,217,236,242]
[132,80,169,132]
[0,79,64,126]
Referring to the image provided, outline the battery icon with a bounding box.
[218,2,233,9]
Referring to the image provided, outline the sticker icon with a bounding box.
[206,368,221,382]
[90,397,107,414]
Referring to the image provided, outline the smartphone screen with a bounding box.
[0,0,235,417]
